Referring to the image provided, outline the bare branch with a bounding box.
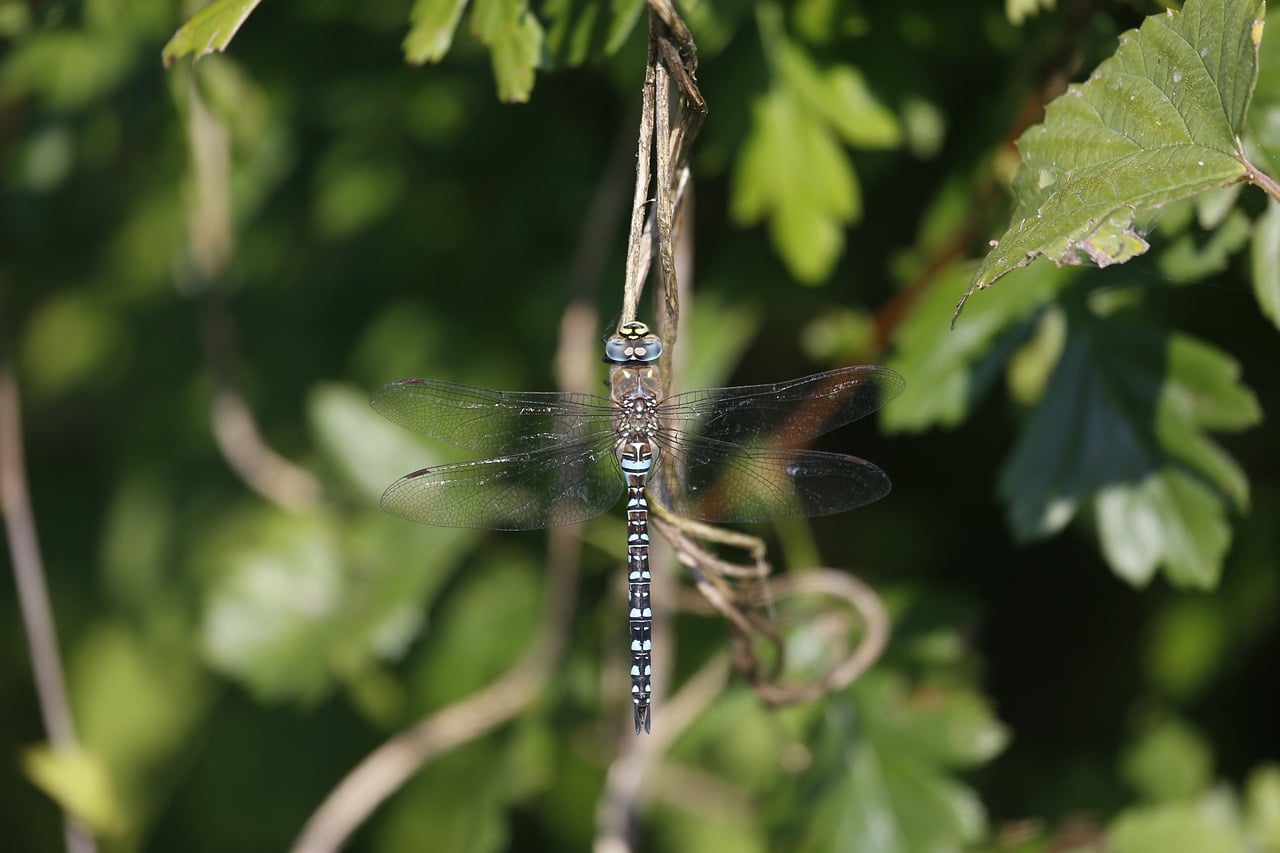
[0,325,97,853]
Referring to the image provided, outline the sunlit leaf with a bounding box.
[404,0,470,64]
[22,745,126,837]
[1246,765,1280,848]
[471,0,544,102]
[959,0,1267,317]
[775,43,901,149]
[161,0,265,67]
[731,86,859,283]
[1109,800,1246,853]
[1007,0,1056,27]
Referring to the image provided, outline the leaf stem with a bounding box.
[1239,139,1280,202]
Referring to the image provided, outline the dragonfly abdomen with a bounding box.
[618,437,655,734]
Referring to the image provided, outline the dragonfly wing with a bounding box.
[371,379,614,455]
[661,365,904,446]
[651,434,891,524]
[381,437,624,530]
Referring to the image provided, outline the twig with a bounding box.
[202,303,323,510]
[0,324,97,853]
[594,651,730,853]
[184,77,323,511]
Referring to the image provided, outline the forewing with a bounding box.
[661,365,904,446]
[371,379,614,455]
[651,434,891,524]
[381,437,624,530]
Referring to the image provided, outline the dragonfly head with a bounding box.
[604,321,664,364]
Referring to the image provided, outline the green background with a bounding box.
[2,0,1278,850]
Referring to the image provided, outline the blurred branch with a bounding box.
[0,325,97,853]
[595,650,730,853]
[742,571,888,706]
[290,116,639,853]
[183,75,322,511]
[202,303,323,510]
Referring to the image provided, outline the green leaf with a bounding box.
[200,508,471,703]
[1096,470,1232,588]
[1251,197,1280,329]
[22,746,126,838]
[1000,309,1259,587]
[1109,801,1247,853]
[1157,207,1253,281]
[786,674,1007,852]
[471,0,544,102]
[1121,715,1215,803]
[1007,0,1055,27]
[2,31,135,110]
[161,0,264,67]
[731,87,859,283]
[884,262,1066,433]
[959,0,1267,318]
[310,382,446,504]
[543,0,644,65]
[775,43,902,149]
[1246,765,1280,848]
[404,0,470,64]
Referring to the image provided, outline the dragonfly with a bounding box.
[371,321,903,734]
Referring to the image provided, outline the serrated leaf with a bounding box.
[731,87,859,282]
[959,0,1267,318]
[404,0,470,64]
[161,0,264,67]
[471,0,544,102]
[1000,309,1258,587]
[884,263,1067,432]
[788,674,1006,852]
[1251,197,1280,329]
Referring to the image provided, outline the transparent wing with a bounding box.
[371,379,615,455]
[660,365,904,446]
[650,434,891,524]
[381,437,624,530]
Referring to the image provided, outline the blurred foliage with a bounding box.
[2,0,1279,851]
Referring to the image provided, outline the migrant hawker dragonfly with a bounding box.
[372,321,903,733]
